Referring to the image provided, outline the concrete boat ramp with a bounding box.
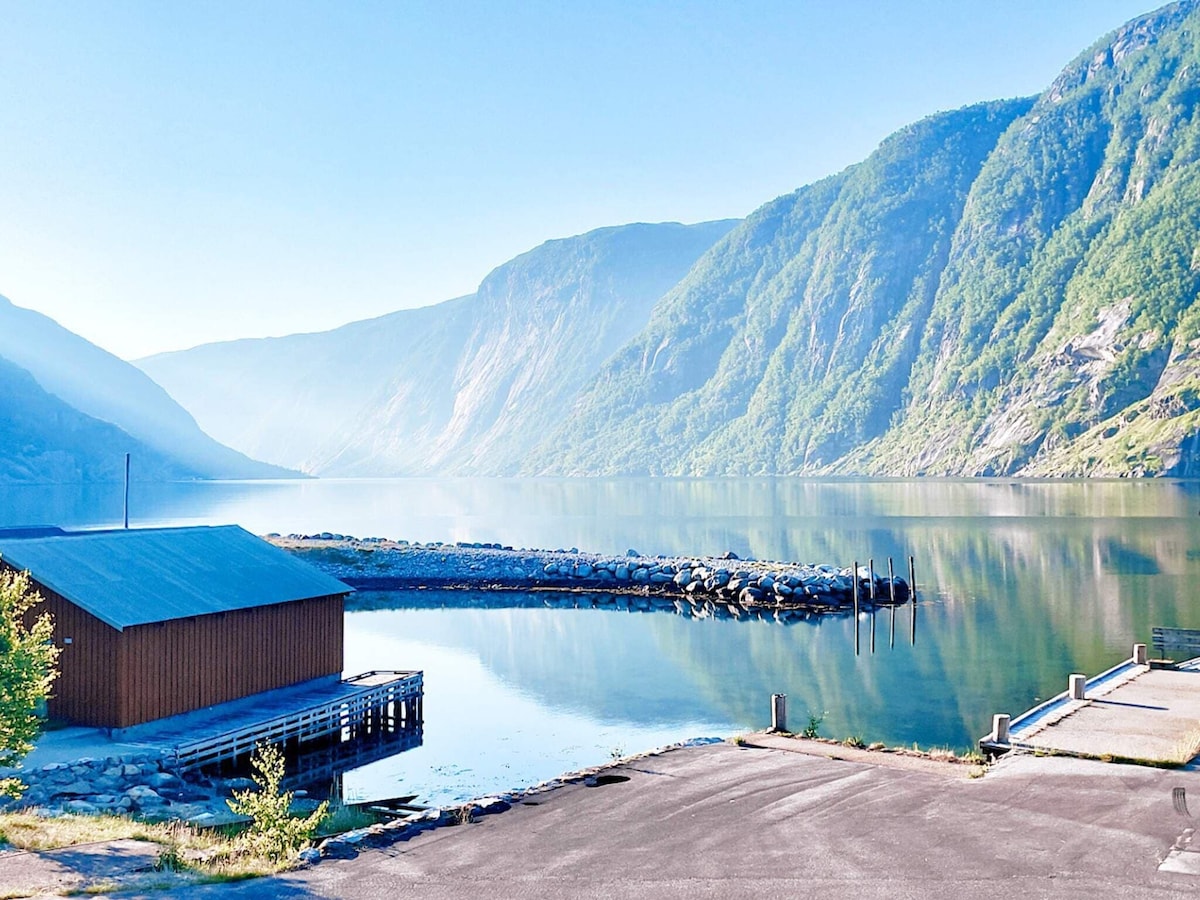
[159,740,1200,899]
[982,647,1200,766]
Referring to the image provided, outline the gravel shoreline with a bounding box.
[269,533,911,613]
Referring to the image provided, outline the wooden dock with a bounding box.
[117,670,423,772]
[284,722,424,790]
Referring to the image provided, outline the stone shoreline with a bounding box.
[270,533,911,612]
[0,751,300,826]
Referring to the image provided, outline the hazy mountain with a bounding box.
[531,0,1200,477]
[0,356,192,483]
[0,295,292,481]
[138,221,737,474]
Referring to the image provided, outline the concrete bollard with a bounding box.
[1069,674,1086,700]
[992,713,1010,744]
[1133,643,1148,666]
[771,693,787,733]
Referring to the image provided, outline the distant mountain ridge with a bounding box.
[0,355,186,483]
[0,295,293,482]
[139,220,738,475]
[141,1,1200,478]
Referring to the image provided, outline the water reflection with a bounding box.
[338,613,735,806]
[336,589,924,803]
[4,478,1200,801]
[349,587,913,628]
[5,477,1200,556]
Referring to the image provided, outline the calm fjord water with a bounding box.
[4,477,1199,804]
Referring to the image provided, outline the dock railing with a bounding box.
[169,670,423,771]
[1151,627,1200,662]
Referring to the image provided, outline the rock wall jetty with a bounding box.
[270,534,911,613]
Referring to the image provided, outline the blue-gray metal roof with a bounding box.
[0,525,351,631]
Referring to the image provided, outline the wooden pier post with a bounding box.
[1133,643,1148,666]
[852,561,860,656]
[888,558,896,649]
[869,560,876,654]
[908,556,917,647]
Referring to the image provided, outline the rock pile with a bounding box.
[1,754,191,817]
[273,533,913,613]
[0,755,263,824]
[540,558,909,609]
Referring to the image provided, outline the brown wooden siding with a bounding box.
[8,558,344,729]
[117,595,344,728]
[5,565,123,728]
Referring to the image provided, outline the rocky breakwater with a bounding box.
[2,754,195,819]
[0,755,315,826]
[271,534,911,613]
[542,557,910,611]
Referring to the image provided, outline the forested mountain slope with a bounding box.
[536,0,1200,477]
[528,100,1029,474]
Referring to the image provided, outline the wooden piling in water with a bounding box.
[888,557,896,649]
[869,558,876,602]
[908,555,917,646]
[852,560,860,656]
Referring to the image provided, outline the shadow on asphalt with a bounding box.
[169,875,323,898]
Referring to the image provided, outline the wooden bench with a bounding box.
[1151,627,1200,659]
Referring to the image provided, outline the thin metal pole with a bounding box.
[870,602,876,654]
[123,453,130,529]
[908,555,917,646]
[852,560,860,656]
[869,560,877,652]
[888,558,896,649]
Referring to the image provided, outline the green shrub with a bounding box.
[226,743,328,861]
[801,712,824,739]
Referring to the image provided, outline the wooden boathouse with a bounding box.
[0,524,352,730]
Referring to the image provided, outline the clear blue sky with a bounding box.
[0,0,1162,359]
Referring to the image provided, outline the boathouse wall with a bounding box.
[11,567,345,729]
[118,595,345,728]
[28,582,121,727]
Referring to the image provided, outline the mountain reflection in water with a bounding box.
[4,478,1199,803]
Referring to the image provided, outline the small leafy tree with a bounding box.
[227,742,328,861]
[0,569,59,797]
